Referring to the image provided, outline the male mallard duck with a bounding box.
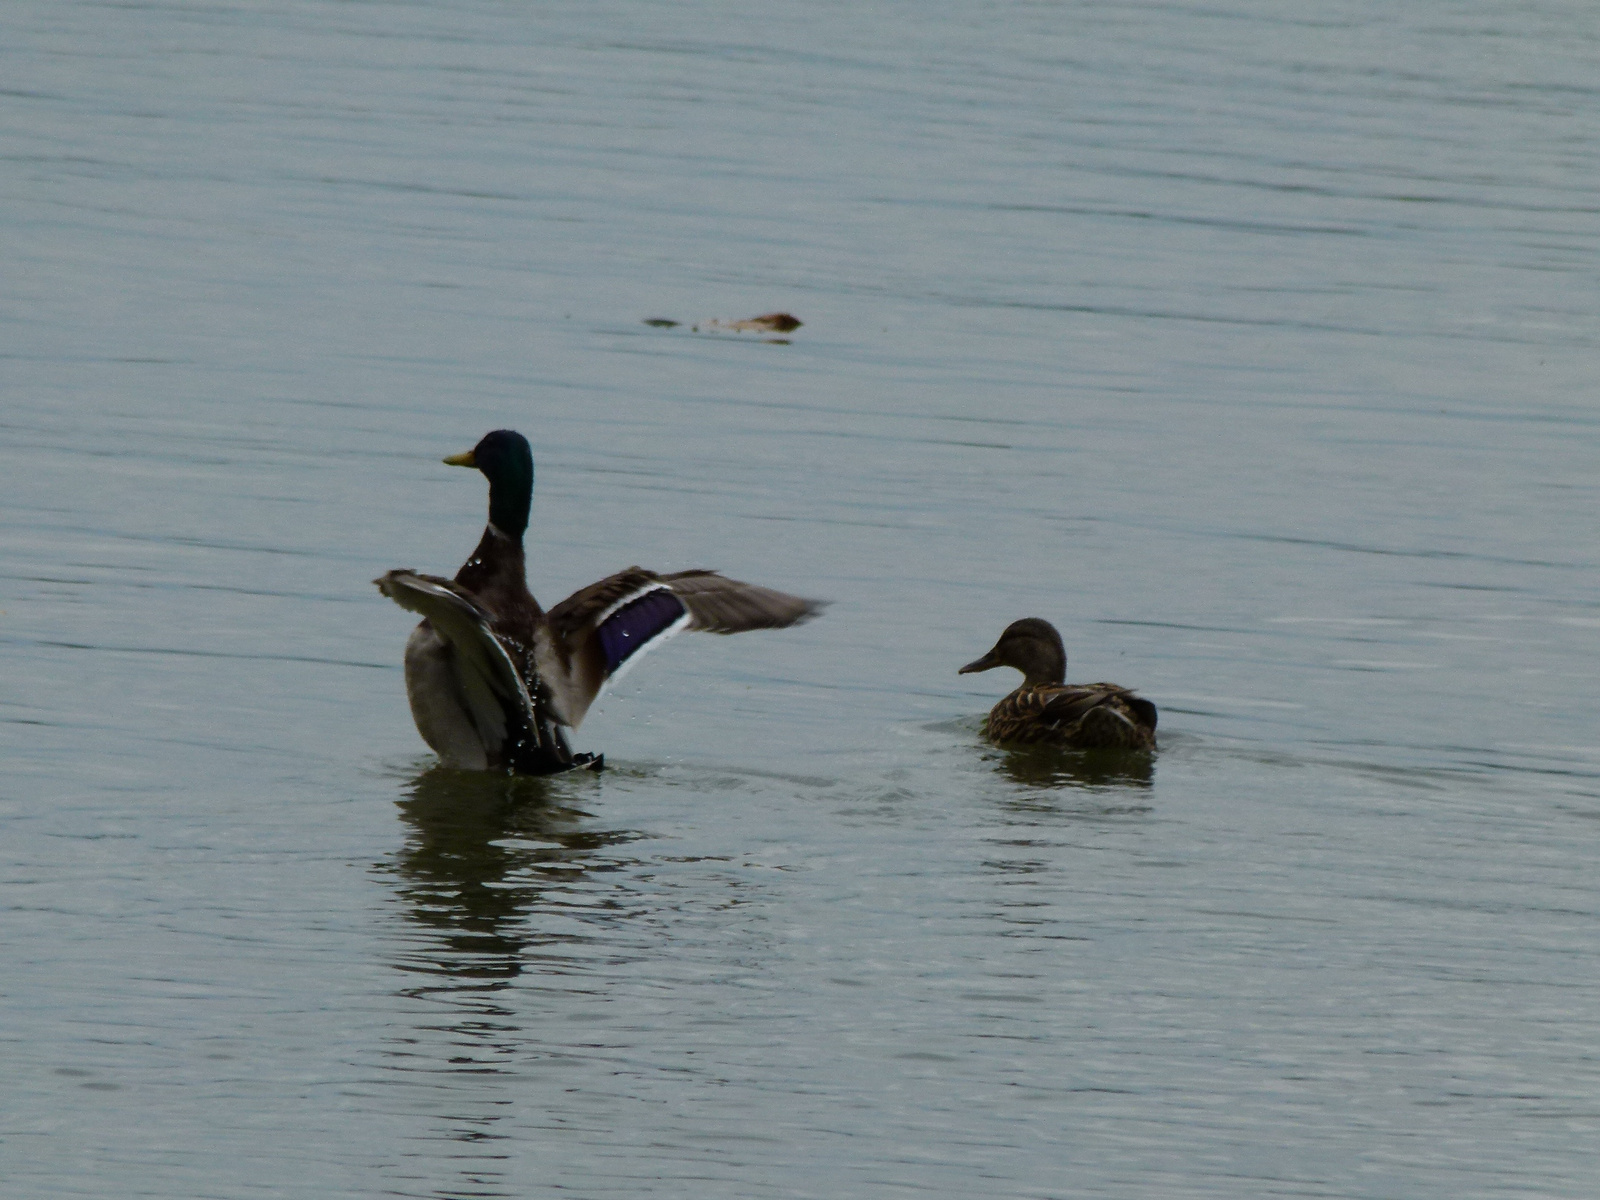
[959,618,1157,750]
[375,430,824,774]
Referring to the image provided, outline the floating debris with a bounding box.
[642,312,802,336]
[710,312,802,333]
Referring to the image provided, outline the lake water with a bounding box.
[4,1,1598,1196]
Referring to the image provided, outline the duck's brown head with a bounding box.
[959,617,1067,686]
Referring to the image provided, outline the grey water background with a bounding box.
[4,1,1598,1196]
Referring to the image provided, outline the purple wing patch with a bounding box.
[597,588,690,675]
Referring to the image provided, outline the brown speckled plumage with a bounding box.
[981,681,1156,749]
[960,618,1156,751]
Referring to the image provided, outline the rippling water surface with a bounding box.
[5,2,1598,1196]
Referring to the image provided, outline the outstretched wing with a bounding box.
[653,569,823,633]
[539,567,825,727]
[374,569,534,758]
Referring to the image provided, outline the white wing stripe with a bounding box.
[599,607,693,692]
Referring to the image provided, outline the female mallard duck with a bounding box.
[959,618,1157,750]
[375,430,824,774]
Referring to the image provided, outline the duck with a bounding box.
[375,430,825,775]
[959,618,1157,750]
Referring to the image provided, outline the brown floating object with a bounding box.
[643,312,802,336]
[709,312,802,333]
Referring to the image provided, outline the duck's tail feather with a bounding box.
[1076,703,1157,751]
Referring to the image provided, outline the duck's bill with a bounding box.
[959,652,999,675]
[443,449,477,467]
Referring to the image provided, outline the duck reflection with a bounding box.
[385,765,635,992]
[374,766,646,1196]
[989,744,1154,790]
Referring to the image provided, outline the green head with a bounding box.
[445,429,534,539]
